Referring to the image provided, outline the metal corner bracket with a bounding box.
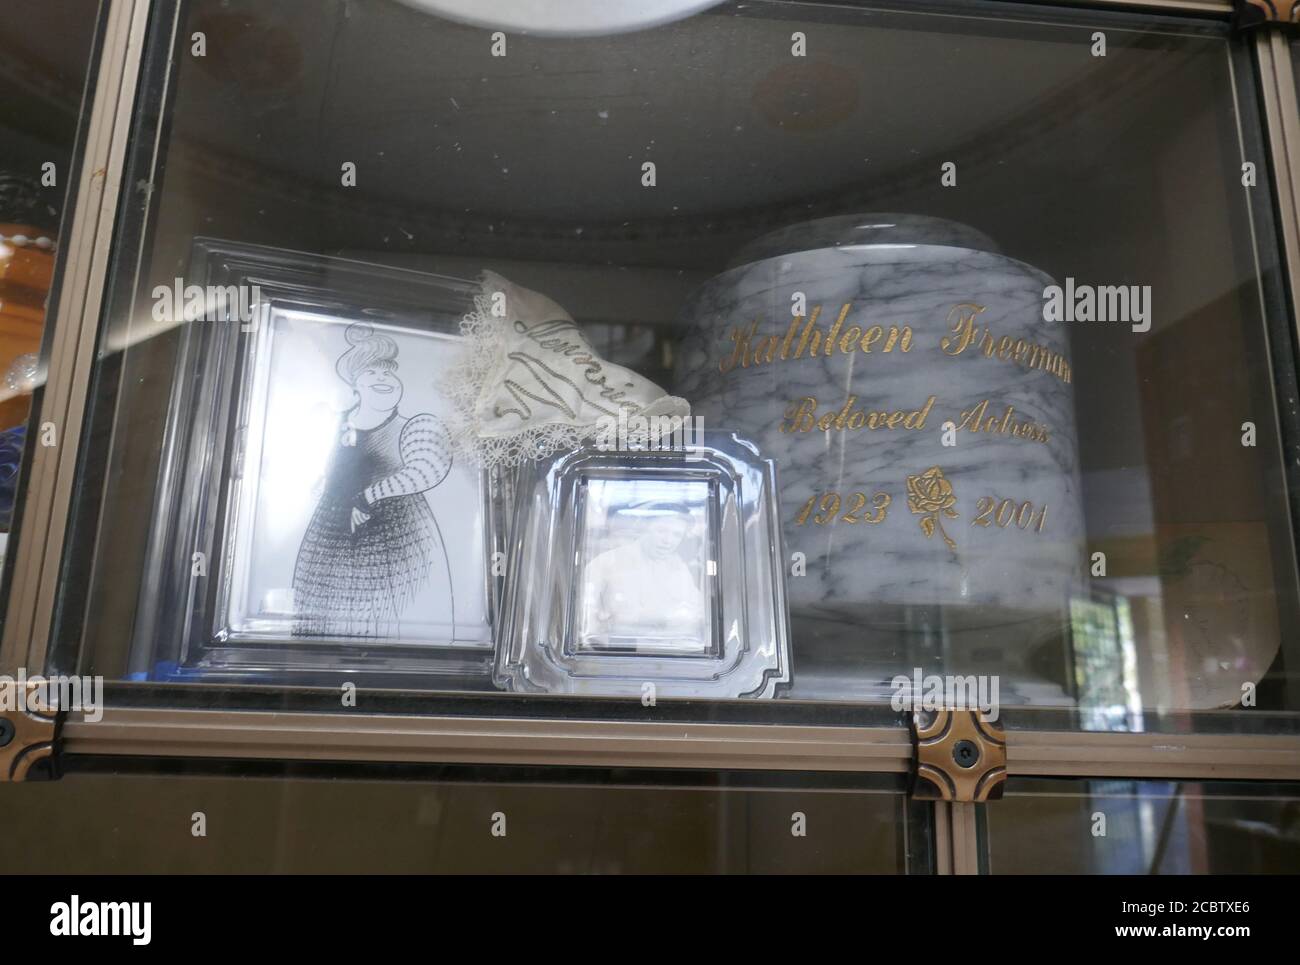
[0,681,62,781]
[911,708,1007,803]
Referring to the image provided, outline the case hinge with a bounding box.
[910,708,1006,802]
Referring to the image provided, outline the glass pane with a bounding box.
[0,762,929,873]
[51,0,1300,733]
[985,777,1300,873]
[0,0,101,610]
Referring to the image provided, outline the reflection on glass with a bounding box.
[0,0,100,596]
[988,778,1300,874]
[1070,591,1143,732]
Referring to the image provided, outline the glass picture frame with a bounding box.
[130,240,503,685]
[495,432,791,697]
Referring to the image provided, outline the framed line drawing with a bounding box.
[131,240,501,685]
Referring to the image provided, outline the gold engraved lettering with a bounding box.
[972,496,1048,533]
[839,325,862,355]
[884,326,911,352]
[824,303,851,356]
[779,315,802,360]
[782,397,816,432]
[942,302,1071,384]
[955,397,1051,443]
[794,305,824,358]
[794,490,892,526]
[719,320,755,374]
[718,302,913,374]
[941,303,984,356]
[780,395,935,434]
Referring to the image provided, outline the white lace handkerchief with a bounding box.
[446,270,691,467]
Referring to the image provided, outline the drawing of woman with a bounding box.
[293,323,454,637]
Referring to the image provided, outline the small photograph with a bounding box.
[573,476,716,655]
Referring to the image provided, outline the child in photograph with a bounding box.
[580,501,708,651]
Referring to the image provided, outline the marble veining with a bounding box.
[674,239,1085,632]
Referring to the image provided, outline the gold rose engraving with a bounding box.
[907,466,959,551]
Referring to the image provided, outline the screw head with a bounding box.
[953,739,979,769]
[0,718,15,748]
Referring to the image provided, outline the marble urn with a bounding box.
[673,214,1086,661]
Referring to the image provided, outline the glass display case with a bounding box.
[2,0,1299,876]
